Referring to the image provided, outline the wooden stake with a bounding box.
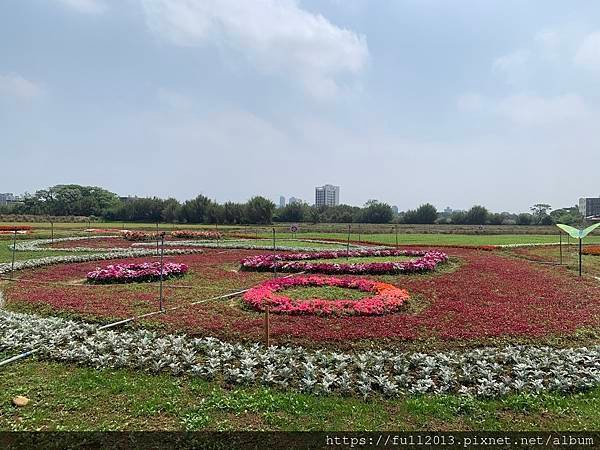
[264,304,271,347]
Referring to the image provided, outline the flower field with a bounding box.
[5,243,600,349]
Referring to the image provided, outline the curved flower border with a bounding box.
[133,238,371,252]
[3,310,600,398]
[241,249,448,275]
[243,275,410,316]
[87,262,189,284]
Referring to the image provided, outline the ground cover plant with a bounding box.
[5,244,600,350]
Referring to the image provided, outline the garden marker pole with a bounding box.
[395,225,398,248]
[159,233,165,312]
[347,224,351,259]
[559,232,563,265]
[264,304,271,347]
[358,225,361,244]
[579,238,582,277]
[156,222,160,256]
[10,229,17,279]
[50,222,54,243]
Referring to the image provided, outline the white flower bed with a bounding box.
[2,310,600,399]
[133,239,377,252]
[496,243,561,248]
[0,249,202,276]
[10,236,129,253]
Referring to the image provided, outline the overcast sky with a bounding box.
[2,0,600,212]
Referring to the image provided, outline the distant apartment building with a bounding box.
[579,197,600,218]
[392,205,399,214]
[279,196,286,208]
[288,197,303,205]
[315,184,340,207]
[0,193,20,206]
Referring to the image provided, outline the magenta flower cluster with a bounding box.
[86,262,189,284]
[242,275,410,316]
[240,249,448,275]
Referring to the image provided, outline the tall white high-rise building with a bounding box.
[315,184,340,207]
[279,196,286,208]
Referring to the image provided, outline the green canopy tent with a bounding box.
[556,223,600,276]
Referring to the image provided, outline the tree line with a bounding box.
[0,184,583,225]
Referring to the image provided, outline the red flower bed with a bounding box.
[171,230,222,240]
[86,262,189,284]
[582,245,600,256]
[6,248,600,347]
[241,249,448,274]
[51,238,133,249]
[243,275,409,316]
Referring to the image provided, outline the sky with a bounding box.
[1,0,600,213]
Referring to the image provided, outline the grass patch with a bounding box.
[282,286,370,301]
[4,359,600,431]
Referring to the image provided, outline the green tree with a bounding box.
[244,196,275,224]
[360,200,394,223]
[465,205,489,225]
[403,203,438,224]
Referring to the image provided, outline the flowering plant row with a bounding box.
[241,249,448,275]
[0,248,202,277]
[243,275,409,316]
[3,310,600,398]
[133,239,364,252]
[582,245,600,256]
[171,230,222,240]
[122,230,158,241]
[87,262,189,284]
[10,236,148,253]
[0,225,33,232]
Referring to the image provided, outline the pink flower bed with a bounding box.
[243,275,410,316]
[171,230,222,240]
[86,262,189,284]
[122,230,160,241]
[240,249,448,275]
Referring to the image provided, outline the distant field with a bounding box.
[260,232,600,246]
[2,220,599,246]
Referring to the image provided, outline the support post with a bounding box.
[579,238,583,277]
[264,304,271,347]
[50,222,54,244]
[395,225,398,248]
[358,225,361,244]
[156,222,160,256]
[10,229,17,279]
[346,224,351,258]
[559,232,563,265]
[159,233,165,311]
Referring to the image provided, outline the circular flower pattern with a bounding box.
[242,275,410,316]
[240,248,448,275]
[86,262,188,284]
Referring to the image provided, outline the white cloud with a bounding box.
[497,93,588,126]
[0,73,42,100]
[574,31,600,71]
[140,0,369,99]
[492,49,530,85]
[55,0,106,14]
[456,93,485,112]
